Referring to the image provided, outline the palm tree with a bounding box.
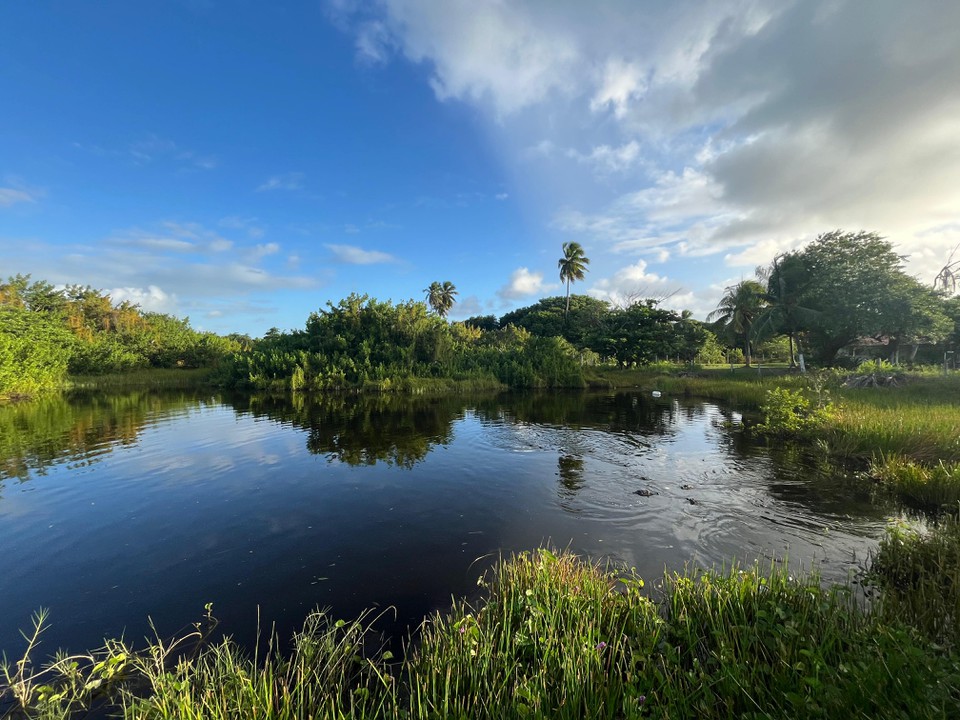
[707,280,766,366]
[424,281,458,318]
[558,242,590,318]
[752,254,818,367]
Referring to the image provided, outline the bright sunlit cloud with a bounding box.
[2,0,957,334]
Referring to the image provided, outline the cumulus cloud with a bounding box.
[588,260,674,306]
[109,285,177,313]
[332,0,960,301]
[496,267,555,301]
[325,243,399,264]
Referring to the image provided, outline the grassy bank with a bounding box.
[3,549,958,719]
[588,366,960,511]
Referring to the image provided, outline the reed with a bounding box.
[4,550,957,719]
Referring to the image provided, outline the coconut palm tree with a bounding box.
[424,281,458,318]
[558,242,590,318]
[707,280,766,366]
[752,254,819,367]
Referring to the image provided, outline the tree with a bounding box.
[752,253,819,367]
[707,280,766,366]
[791,230,946,363]
[424,281,458,318]
[499,295,609,348]
[558,242,590,318]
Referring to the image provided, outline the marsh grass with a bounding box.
[869,457,960,511]
[4,550,958,719]
[869,514,960,651]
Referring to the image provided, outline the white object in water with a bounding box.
[651,390,662,398]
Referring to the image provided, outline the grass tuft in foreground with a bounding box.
[3,549,959,719]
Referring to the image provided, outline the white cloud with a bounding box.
[249,242,281,260]
[495,192,509,201]
[497,267,555,301]
[0,187,38,207]
[257,172,305,192]
[325,243,399,264]
[567,141,642,174]
[588,260,672,306]
[355,20,392,63]
[333,0,960,307]
[109,285,177,313]
[590,58,646,118]
[450,294,483,319]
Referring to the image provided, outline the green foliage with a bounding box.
[755,387,834,437]
[558,241,590,316]
[0,274,236,398]
[424,281,458,318]
[869,515,960,650]
[218,295,587,391]
[499,294,609,347]
[0,306,73,400]
[4,551,957,719]
[870,457,960,511]
[708,280,767,366]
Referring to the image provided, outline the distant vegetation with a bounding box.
[0,275,243,400]
[4,230,960,399]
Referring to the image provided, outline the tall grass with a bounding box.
[869,513,960,650]
[4,550,957,719]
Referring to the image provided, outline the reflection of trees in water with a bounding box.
[557,454,585,495]
[230,393,467,469]
[0,391,209,483]
[470,391,682,437]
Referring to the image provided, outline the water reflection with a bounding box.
[557,455,585,495]
[0,388,896,662]
[228,393,464,468]
[0,390,212,483]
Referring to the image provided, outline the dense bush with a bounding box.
[0,275,238,399]
[217,295,586,391]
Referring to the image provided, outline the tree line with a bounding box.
[708,231,959,366]
[6,230,955,398]
[0,275,243,399]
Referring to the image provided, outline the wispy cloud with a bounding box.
[325,243,399,264]
[73,134,217,171]
[257,172,305,192]
[0,187,39,207]
[219,215,266,239]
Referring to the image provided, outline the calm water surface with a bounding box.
[0,389,892,656]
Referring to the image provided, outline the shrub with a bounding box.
[755,386,834,437]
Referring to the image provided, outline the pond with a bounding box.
[0,389,892,658]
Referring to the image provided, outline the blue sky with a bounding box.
[2,0,958,336]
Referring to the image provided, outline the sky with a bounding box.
[2,0,959,337]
